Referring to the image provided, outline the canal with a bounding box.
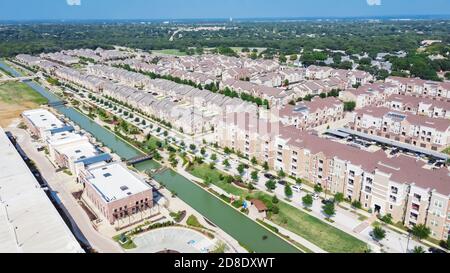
[1,61,300,253]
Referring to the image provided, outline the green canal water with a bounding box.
[1,61,300,253]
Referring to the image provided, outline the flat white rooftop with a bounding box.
[48,132,99,161]
[0,127,83,253]
[22,109,65,132]
[87,162,150,203]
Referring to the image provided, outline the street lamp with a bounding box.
[406,232,412,253]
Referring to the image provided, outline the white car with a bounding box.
[292,184,302,193]
[312,193,319,200]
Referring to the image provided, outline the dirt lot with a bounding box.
[0,81,48,127]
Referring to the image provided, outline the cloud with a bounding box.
[66,0,81,6]
[366,0,381,6]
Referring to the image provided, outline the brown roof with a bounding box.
[251,199,268,212]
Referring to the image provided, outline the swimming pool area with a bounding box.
[130,227,215,253]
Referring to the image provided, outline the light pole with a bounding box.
[406,232,412,253]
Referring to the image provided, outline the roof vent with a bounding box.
[120,186,129,191]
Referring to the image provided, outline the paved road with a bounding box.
[10,126,123,253]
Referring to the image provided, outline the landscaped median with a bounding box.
[187,162,369,253]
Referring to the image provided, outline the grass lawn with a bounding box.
[153,49,187,56]
[0,82,48,126]
[187,163,367,253]
[188,163,247,196]
[144,136,163,150]
[252,192,368,253]
[442,146,450,155]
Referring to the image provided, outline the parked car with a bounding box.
[264,173,276,180]
[277,180,287,186]
[428,247,447,254]
[321,199,334,205]
[312,193,319,200]
[292,184,302,193]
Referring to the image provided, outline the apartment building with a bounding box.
[277,97,344,130]
[350,106,450,150]
[78,162,153,225]
[339,83,398,109]
[386,76,450,99]
[385,94,450,119]
[217,110,450,241]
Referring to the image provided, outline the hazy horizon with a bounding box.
[1,0,450,21]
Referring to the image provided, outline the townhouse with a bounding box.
[277,97,344,130]
[339,82,398,109]
[350,106,450,150]
[386,76,450,99]
[385,94,450,119]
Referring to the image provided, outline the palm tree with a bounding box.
[412,246,425,253]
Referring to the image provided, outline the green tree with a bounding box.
[251,170,259,182]
[189,144,196,151]
[372,226,386,241]
[380,214,393,224]
[344,101,356,112]
[200,147,206,156]
[314,184,323,194]
[263,161,269,171]
[334,192,344,204]
[411,224,431,241]
[412,246,425,253]
[210,153,217,161]
[237,164,245,176]
[223,159,230,169]
[251,157,258,165]
[277,169,286,178]
[302,194,313,208]
[284,184,293,198]
[272,195,279,204]
[265,180,276,191]
[323,202,335,219]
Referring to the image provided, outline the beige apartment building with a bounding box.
[218,112,450,241]
[350,106,450,150]
[277,96,344,130]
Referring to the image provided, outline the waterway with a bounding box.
[1,61,300,253]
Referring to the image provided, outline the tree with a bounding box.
[279,54,287,63]
[200,147,206,156]
[263,161,269,171]
[277,169,286,178]
[302,194,313,208]
[323,202,335,219]
[314,184,323,194]
[223,159,230,169]
[284,184,293,198]
[344,101,356,112]
[237,164,245,176]
[265,180,276,191]
[189,144,196,151]
[210,153,217,161]
[290,54,298,61]
[334,193,344,204]
[412,246,425,253]
[251,170,259,182]
[251,157,258,165]
[372,226,386,241]
[380,214,393,224]
[411,224,431,241]
[272,195,279,204]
